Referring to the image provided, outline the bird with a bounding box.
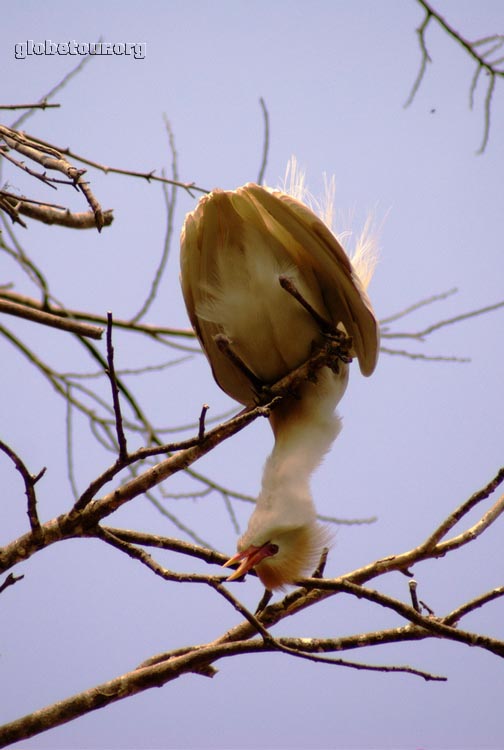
[180,161,379,589]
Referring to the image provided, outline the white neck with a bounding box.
[240,367,347,547]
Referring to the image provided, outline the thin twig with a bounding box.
[0,290,195,339]
[415,1,504,79]
[404,9,432,108]
[198,404,209,441]
[408,1,504,152]
[16,131,209,196]
[0,439,43,532]
[257,97,270,185]
[0,102,60,111]
[94,526,225,584]
[382,299,504,341]
[479,70,496,153]
[100,527,228,566]
[379,288,458,325]
[0,298,103,338]
[65,382,79,499]
[141,491,215,548]
[0,573,25,594]
[444,586,504,626]
[11,52,99,130]
[0,225,50,301]
[105,313,128,461]
[130,118,178,322]
[222,492,241,535]
[379,346,469,363]
[432,492,504,558]
[421,466,504,550]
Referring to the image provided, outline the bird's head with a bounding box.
[224,522,330,590]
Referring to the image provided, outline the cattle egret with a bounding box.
[180,164,379,589]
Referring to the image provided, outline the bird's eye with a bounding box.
[266,543,279,557]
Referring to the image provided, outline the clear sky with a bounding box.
[1,1,503,748]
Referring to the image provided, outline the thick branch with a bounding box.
[14,200,114,229]
[0,619,451,748]
[0,403,270,573]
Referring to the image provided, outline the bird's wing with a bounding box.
[180,183,379,406]
[243,184,380,377]
[180,189,270,404]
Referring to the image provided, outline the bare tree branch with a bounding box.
[0,101,61,112]
[407,0,504,152]
[16,200,114,229]
[0,439,44,532]
[130,118,179,323]
[257,97,270,185]
[2,40,503,744]
[0,297,103,338]
[445,586,504,626]
[0,573,25,595]
[105,313,128,461]
[10,52,98,130]
[381,299,504,341]
[0,125,106,229]
[13,130,209,196]
[0,290,195,340]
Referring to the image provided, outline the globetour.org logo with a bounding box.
[14,40,146,60]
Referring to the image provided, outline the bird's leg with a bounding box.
[215,333,305,406]
[255,588,273,614]
[311,547,329,579]
[213,333,265,394]
[278,275,334,335]
[278,274,353,371]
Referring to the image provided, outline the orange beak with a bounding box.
[223,543,278,581]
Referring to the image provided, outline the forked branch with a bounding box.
[407,0,504,152]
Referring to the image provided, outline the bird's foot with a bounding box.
[323,331,353,372]
[306,334,353,378]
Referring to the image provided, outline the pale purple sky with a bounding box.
[1,2,503,748]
